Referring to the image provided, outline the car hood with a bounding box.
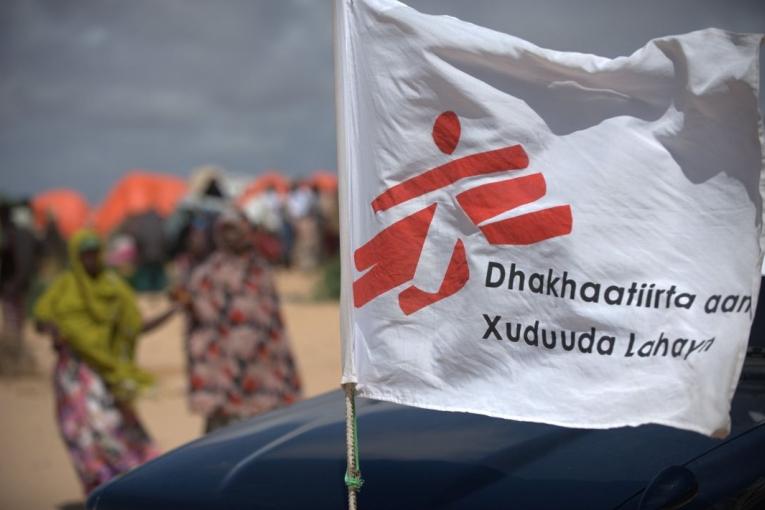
[86,384,765,510]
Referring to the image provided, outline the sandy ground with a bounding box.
[0,270,341,510]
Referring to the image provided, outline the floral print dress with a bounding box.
[186,252,302,426]
[54,344,159,494]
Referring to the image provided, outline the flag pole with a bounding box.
[335,1,362,508]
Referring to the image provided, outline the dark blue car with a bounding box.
[88,282,765,510]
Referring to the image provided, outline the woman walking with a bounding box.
[34,229,176,494]
[181,209,302,433]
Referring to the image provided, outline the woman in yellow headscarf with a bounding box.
[35,229,177,494]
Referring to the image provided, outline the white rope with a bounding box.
[344,382,360,510]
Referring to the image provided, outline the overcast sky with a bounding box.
[0,0,763,202]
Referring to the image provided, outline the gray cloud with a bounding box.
[0,0,762,202]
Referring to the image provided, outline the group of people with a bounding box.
[100,179,339,292]
[2,198,305,496]
[240,182,340,271]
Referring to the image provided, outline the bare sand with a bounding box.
[0,270,341,510]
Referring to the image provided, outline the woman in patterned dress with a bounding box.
[181,209,302,433]
[34,229,176,494]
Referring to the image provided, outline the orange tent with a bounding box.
[237,171,291,206]
[309,170,338,192]
[32,189,91,238]
[94,171,188,234]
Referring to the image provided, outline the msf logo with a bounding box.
[353,111,573,315]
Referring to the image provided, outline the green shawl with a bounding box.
[34,229,153,400]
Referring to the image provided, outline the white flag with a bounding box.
[335,0,764,437]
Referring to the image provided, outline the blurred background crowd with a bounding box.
[0,166,341,506]
[0,166,340,375]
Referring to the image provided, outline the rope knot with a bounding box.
[345,470,364,491]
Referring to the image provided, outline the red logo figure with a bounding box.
[353,111,573,315]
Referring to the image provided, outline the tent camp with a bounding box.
[308,170,338,192]
[32,189,90,238]
[237,171,291,206]
[94,171,187,234]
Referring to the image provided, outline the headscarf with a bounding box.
[34,229,151,400]
[214,208,253,254]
